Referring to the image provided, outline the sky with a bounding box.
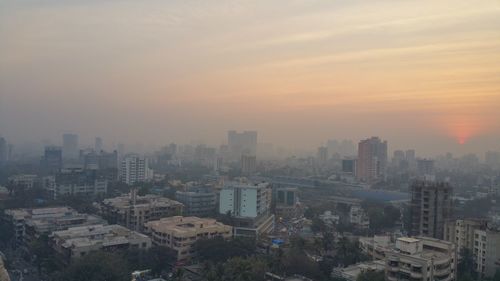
[1,0,499,156]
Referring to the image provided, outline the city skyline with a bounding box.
[1,0,500,156]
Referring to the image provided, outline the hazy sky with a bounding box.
[1,0,499,156]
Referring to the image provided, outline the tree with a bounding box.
[195,237,256,264]
[52,251,130,281]
[457,248,476,281]
[356,270,385,281]
[221,257,268,281]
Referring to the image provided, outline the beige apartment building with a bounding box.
[100,191,183,231]
[144,216,232,261]
[385,237,457,281]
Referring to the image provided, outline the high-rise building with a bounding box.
[316,146,328,166]
[473,228,500,278]
[356,137,387,184]
[444,218,488,255]
[41,146,63,175]
[0,137,7,166]
[417,158,435,176]
[227,130,257,161]
[120,155,153,185]
[62,133,79,160]
[392,150,405,167]
[95,137,103,152]
[219,181,270,218]
[219,181,274,237]
[241,154,257,175]
[410,180,453,239]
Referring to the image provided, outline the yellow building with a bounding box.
[144,216,232,261]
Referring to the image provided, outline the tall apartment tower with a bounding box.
[120,155,153,185]
[227,130,257,161]
[356,137,388,183]
[62,133,79,160]
[41,146,63,175]
[317,146,328,166]
[0,137,7,166]
[410,180,453,240]
[95,137,103,152]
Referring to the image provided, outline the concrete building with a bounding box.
[144,216,232,260]
[417,158,435,176]
[3,207,105,245]
[41,146,63,175]
[219,181,271,218]
[62,133,79,160]
[385,237,457,281]
[100,191,183,231]
[356,137,387,184]
[219,181,274,237]
[332,260,385,281]
[53,168,107,199]
[274,187,301,220]
[241,154,257,175]
[359,235,392,260]
[318,211,340,227]
[7,174,38,190]
[444,218,488,255]
[316,146,328,166]
[227,130,257,161]
[350,206,370,229]
[120,155,153,185]
[410,180,453,240]
[0,137,7,167]
[473,228,500,278]
[175,187,216,217]
[51,224,151,263]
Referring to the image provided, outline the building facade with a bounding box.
[175,187,216,217]
[120,155,153,185]
[51,224,151,263]
[100,191,183,231]
[356,137,387,184]
[410,180,453,240]
[385,237,457,281]
[144,216,232,260]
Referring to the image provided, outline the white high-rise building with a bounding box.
[219,181,270,218]
[120,155,153,185]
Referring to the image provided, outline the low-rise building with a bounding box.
[318,211,340,227]
[3,207,105,245]
[53,168,108,199]
[100,191,183,231]
[359,235,391,260]
[385,237,457,281]
[349,206,369,229]
[332,260,385,281]
[144,216,232,260]
[7,174,38,190]
[274,187,302,221]
[51,224,151,263]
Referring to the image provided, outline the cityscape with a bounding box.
[1,1,500,281]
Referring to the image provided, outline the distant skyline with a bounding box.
[1,0,499,156]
